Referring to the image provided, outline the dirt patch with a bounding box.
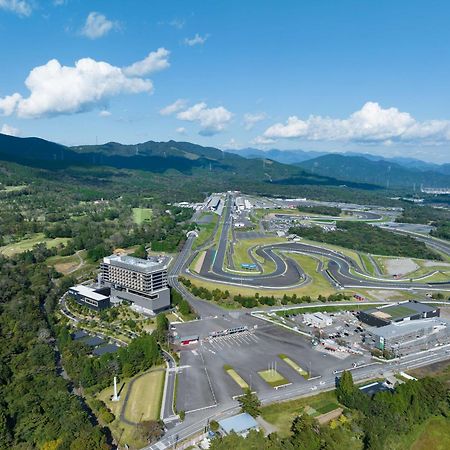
[317,407,343,425]
[384,258,419,276]
[422,260,450,268]
[194,251,206,273]
[366,290,406,302]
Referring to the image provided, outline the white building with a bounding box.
[303,312,333,328]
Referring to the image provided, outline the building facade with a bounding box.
[100,254,170,314]
[68,285,111,310]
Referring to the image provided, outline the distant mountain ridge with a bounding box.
[0,133,376,190]
[296,154,450,188]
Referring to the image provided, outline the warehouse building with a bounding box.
[68,285,111,310]
[100,254,170,314]
[359,301,439,327]
[366,317,450,355]
[303,312,333,328]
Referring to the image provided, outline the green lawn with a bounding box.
[123,369,164,422]
[0,233,70,257]
[193,213,218,249]
[409,417,450,450]
[261,390,338,437]
[132,208,153,224]
[224,365,249,389]
[258,369,289,388]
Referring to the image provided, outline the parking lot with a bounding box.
[175,317,363,412]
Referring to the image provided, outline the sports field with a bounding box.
[132,208,153,224]
[0,233,70,257]
[258,369,289,388]
[123,369,165,422]
[380,304,415,319]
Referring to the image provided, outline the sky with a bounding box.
[1,0,450,163]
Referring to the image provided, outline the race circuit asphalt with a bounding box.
[184,195,450,292]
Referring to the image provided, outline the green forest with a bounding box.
[289,221,440,260]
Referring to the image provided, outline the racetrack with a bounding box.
[184,194,450,292]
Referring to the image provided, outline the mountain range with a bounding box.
[0,133,448,190]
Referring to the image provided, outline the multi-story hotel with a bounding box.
[100,254,170,314]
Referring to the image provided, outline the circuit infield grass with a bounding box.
[258,369,289,388]
[224,366,249,389]
[278,354,309,378]
[132,207,153,224]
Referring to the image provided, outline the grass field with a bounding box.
[0,233,70,257]
[224,365,249,389]
[46,250,86,274]
[409,417,450,450]
[193,213,218,249]
[123,370,165,422]
[278,354,309,378]
[96,367,165,449]
[261,390,338,437]
[258,369,289,388]
[132,208,153,225]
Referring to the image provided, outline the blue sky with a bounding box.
[1,0,450,162]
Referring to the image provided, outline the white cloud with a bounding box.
[1,123,20,136]
[123,48,170,77]
[262,102,450,145]
[159,99,187,116]
[168,18,185,29]
[176,127,186,134]
[250,135,275,146]
[184,33,209,46]
[0,0,32,16]
[0,51,170,118]
[176,102,233,136]
[81,12,119,39]
[243,112,266,130]
[99,110,111,117]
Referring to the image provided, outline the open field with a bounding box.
[132,207,153,224]
[46,250,86,274]
[0,233,70,257]
[231,237,285,273]
[224,365,249,389]
[258,369,289,388]
[123,369,165,422]
[261,390,338,437]
[286,253,337,297]
[193,213,218,249]
[97,367,164,449]
[279,354,308,378]
[409,360,450,386]
[359,253,378,276]
[409,417,450,450]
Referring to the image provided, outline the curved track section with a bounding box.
[184,195,450,291]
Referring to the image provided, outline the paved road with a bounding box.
[185,194,450,291]
[144,343,450,450]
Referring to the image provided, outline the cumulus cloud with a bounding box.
[99,110,111,117]
[0,51,170,118]
[184,33,209,46]
[1,123,20,136]
[176,102,233,135]
[243,112,266,130]
[123,48,170,76]
[176,127,186,134]
[81,12,119,39]
[0,0,32,16]
[250,135,275,145]
[262,102,450,145]
[168,18,185,29]
[159,99,187,116]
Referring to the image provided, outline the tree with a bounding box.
[238,389,261,418]
[155,313,169,343]
[336,370,355,406]
[210,420,219,432]
[137,420,164,444]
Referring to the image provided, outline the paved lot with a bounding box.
[176,317,365,410]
